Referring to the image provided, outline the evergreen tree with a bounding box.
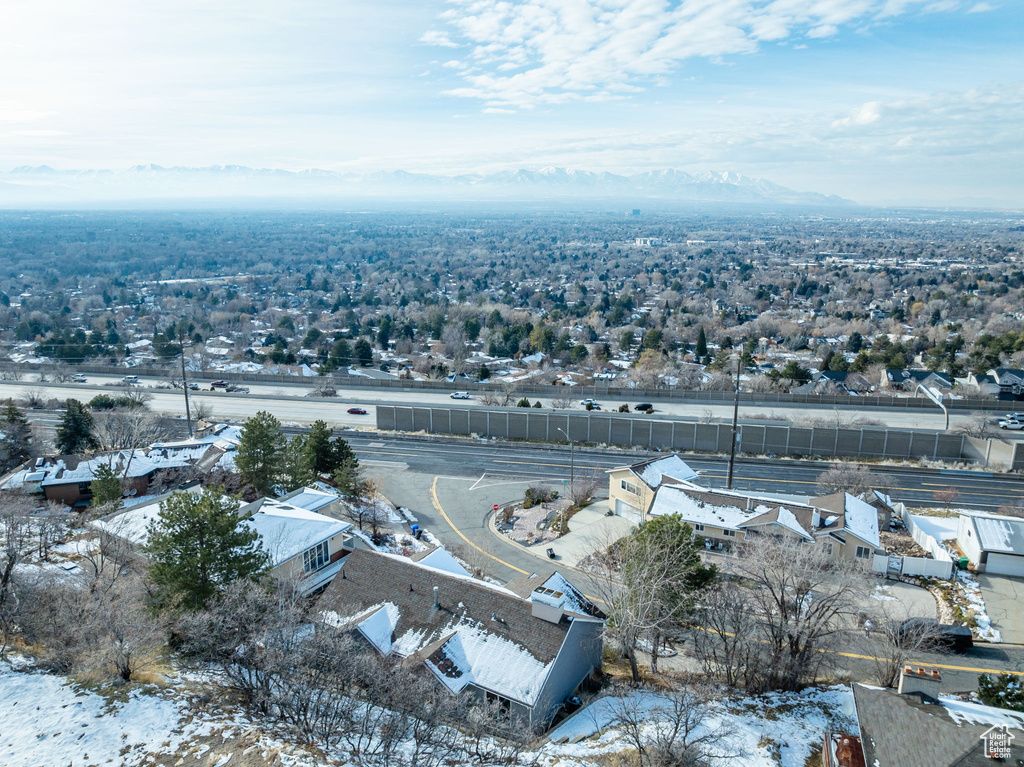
[89,462,124,509]
[280,434,314,491]
[305,420,339,476]
[333,455,365,499]
[695,326,708,358]
[55,399,98,455]
[353,338,373,366]
[0,400,32,470]
[147,488,270,611]
[235,411,286,496]
[477,364,491,381]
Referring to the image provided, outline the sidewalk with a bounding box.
[495,503,634,568]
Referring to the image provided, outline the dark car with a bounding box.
[634,403,654,411]
[347,407,368,415]
[898,618,973,654]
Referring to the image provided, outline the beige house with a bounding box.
[647,484,880,561]
[606,454,699,524]
[94,489,354,595]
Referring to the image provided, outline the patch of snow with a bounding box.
[940,695,1024,729]
[910,514,959,541]
[955,570,1002,642]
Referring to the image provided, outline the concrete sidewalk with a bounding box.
[509,505,634,568]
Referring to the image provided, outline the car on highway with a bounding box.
[186,382,199,390]
[450,391,471,399]
[347,407,368,415]
[634,403,653,412]
[998,418,1024,430]
[120,375,139,384]
[225,385,250,393]
[210,381,229,390]
[70,374,87,383]
[1005,412,1024,421]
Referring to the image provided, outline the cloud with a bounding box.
[966,2,997,11]
[434,0,984,109]
[419,29,459,47]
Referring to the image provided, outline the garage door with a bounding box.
[986,553,1024,577]
[615,499,643,525]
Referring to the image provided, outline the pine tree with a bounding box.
[354,338,373,366]
[235,411,286,496]
[0,400,32,470]
[695,326,708,358]
[333,455,365,499]
[280,434,314,491]
[305,420,337,476]
[146,488,270,611]
[89,462,124,509]
[55,399,98,455]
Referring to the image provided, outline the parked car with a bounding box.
[898,618,974,654]
[634,403,653,411]
[450,391,471,399]
[998,419,1024,430]
[347,407,367,415]
[120,375,139,384]
[70,374,87,383]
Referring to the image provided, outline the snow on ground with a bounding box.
[956,570,1002,643]
[909,514,959,541]
[545,686,856,767]
[0,660,319,767]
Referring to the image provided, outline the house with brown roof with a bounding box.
[317,548,605,731]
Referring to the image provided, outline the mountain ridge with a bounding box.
[0,165,854,205]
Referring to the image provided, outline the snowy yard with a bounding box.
[545,686,857,767]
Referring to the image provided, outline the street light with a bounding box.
[727,355,741,489]
[556,426,575,494]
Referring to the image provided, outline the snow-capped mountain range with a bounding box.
[0,164,853,205]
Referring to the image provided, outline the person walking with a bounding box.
[864,618,874,639]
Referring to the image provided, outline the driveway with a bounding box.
[854,580,937,622]
[977,574,1024,644]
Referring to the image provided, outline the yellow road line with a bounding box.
[429,476,529,575]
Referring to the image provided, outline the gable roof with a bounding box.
[963,513,1024,555]
[611,454,698,488]
[853,683,1024,767]
[650,485,879,548]
[317,549,600,706]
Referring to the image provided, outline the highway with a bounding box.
[3,372,1012,434]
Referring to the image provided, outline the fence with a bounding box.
[376,405,984,464]
[872,553,956,580]
[5,361,1016,413]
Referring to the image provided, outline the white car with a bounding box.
[70,374,87,383]
[450,391,471,399]
[998,419,1024,430]
[1005,412,1024,421]
[580,398,601,406]
[121,375,139,384]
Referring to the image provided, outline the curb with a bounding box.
[484,507,608,580]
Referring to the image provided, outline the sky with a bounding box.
[1,0,1022,206]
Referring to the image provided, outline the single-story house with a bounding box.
[826,668,1024,767]
[93,488,354,594]
[317,549,605,731]
[811,370,873,393]
[882,369,953,392]
[648,484,880,561]
[606,454,699,524]
[956,512,1024,576]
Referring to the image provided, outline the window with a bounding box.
[855,546,871,560]
[620,480,641,496]
[484,690,513,715]
[821,542,834,556]
[722,529,736,538]
[693,523,705,532]
[303,540,330,572]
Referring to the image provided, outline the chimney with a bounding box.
[812,508,821,528]
[433,586,439,609]
[898,666,941,701]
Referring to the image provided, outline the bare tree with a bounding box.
[0,494,35,651]
[190,398,214,424]
[311,377,337,397]
[550,393,574,409]
[480,380,519,407]
[119,384,153,409]
[609,679,742,767]
[691,580,764,689]
[93,409,168,479]
[862,600,946,688]
[569,472,601,507]
[952,418,992,439]
[815,463,877,496]
[50,362,74,383]
[21,388,46,409]
[442,324,469,377]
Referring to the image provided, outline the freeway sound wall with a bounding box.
[376,406,981,465]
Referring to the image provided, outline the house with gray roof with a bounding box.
[833,669,1024,767]
[606,454,699,524]
[957,512,1024,576]
[317,548,604,731]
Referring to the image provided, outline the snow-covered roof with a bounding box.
[410,547,471,577]
[841,493,880,548]
[279,486,339,513]
[647,485,752,530]
[629,455,699,488]
[968,513,1024,554]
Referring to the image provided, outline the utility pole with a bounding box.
[179,333,193,438]
[727,354,741,489]
[557,426,575,494]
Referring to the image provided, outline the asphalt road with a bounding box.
[5,372,1013,434]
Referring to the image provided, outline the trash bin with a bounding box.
[958,556,969,570]
[546,548,556,560]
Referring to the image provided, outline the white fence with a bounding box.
[872,553,955,580]
[899,503,955,562]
